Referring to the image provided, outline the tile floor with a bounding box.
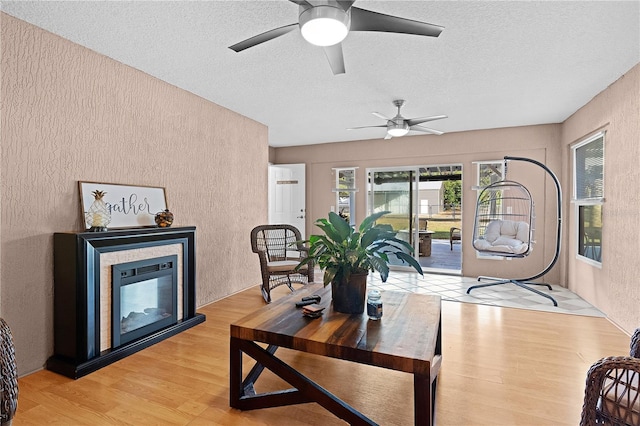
[368,271,605,317]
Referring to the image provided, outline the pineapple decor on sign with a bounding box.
[85,190,111,232]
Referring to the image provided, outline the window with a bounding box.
[573,132,604,264]
[333,168,357,227]
[478,161,504,188]
[475,160,505,218]
[474,161,505,260]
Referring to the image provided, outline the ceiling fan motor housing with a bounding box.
[388,119,410,137]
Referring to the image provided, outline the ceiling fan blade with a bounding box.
[372,112,391,120]
[350,7,444,37]
[229,23,298,52]
[336,1,356,11]
[406,115,448,126]
[347,125,388,130]
[410,125,444,136]
[384,133,393,140]
[288,0,313,6]
[323,43,346,75]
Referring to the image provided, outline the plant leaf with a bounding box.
[323,266,338,286]
[309,234,323,244]
[384,237,415,253]
[358,210,390,233]
[360,227,382,248]
[394,251,424,275]
[315,220,342,243]
[349,232,360,249]
[295,257,312,270]
[328,211,352,241]
[369,256,389,282]
[376,223,394,233]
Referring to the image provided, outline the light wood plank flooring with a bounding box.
[15,285,631,425]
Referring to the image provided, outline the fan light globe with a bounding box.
[388,122,410,137]
[299,6,350,47]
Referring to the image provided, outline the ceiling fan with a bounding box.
[348,100,447,139]
[229,0,443,75]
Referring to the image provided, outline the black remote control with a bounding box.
[295,299,318,308]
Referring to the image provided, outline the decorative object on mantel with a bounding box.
[79,181,168,230]
[85,190,111,232]
[154,209,174,228]
[296,211,423,314]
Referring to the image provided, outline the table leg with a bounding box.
[229,336,243,408]
[229,337,378,425]
[414,352,442,425]
[242,344,278,395]
[414,373,433,426]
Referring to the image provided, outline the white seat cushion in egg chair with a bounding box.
[473,219,531,255]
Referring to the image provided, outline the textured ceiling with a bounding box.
[2,1,639,147]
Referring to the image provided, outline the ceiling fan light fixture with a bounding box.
[387,122,410,137]
[299,6,350,47]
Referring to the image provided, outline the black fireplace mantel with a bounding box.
[48,226,205,379]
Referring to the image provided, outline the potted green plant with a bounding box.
[297,210,423,314]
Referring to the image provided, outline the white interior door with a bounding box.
[268,163,306,236]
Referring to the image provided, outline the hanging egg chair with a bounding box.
[472,180,535,257]
[467,156,562,306]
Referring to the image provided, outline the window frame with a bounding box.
[333,167,358,227]
[572,131,605,266]
[474,160,505,260]
[476,160,505,189]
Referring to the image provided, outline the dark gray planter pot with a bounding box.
[331,272,368,314]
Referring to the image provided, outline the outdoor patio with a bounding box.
[419,238,462,273]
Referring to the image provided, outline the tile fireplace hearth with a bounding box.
[48,226,205,379]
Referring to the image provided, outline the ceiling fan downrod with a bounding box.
[388,100,409,136]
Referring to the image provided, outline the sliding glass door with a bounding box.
[368,164,463,274]
[367,167,419,268]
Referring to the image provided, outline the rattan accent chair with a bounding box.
[1,318,18,426]
[251,224,314,303]
[581,328,640,426]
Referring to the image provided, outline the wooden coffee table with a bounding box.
[229,283,442,425]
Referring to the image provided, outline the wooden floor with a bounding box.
[15,284,631,425]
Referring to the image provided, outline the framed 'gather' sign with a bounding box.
[79,181,168,230]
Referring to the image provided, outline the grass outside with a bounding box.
[378,213,461,240]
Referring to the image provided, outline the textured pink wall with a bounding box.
[561,63,640,333]
[1,14,268,374]
[274,124,564,284]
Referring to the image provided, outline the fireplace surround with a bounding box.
[48,226,205,379]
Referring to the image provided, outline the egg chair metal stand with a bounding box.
[467,156,562,306]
